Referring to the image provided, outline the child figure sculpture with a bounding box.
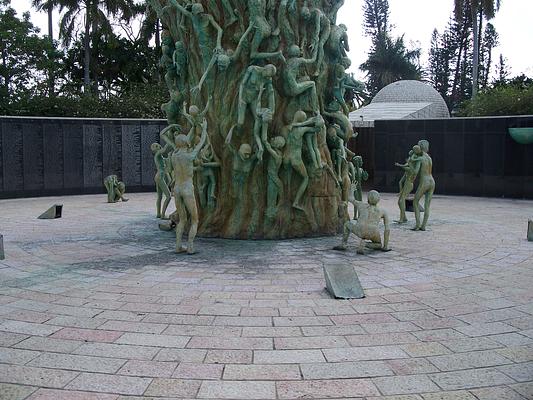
[171,120,208,254]
[334,190,390,254]
[104,175,129,203]
[395,145,423,223]
[151,143,172,219]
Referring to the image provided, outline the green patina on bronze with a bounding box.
[104,175,129,203]
[395,140,435,231]
[334,190,391,254]
[149,0,365,240]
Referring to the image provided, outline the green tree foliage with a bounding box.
[360,0,421,98]
[479,22,498,88]
[428,5,476,111]
[360,33,421,98]
[459,75,533,116]
[55,0,136,93]
[362,0,389,39]
[494,54,510,85]
[0,0,60,104]
[454,0,501,98]
[1,0,165,118]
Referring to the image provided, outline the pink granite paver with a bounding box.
[0,193,532,399]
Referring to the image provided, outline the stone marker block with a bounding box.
[38,204,63,219]
[323,264,365,299]
[0,234,4,260]
[528,219,533,242]
[406,198,424,212]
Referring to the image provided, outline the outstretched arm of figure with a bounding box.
[266,82,275,115]
[168,0,191,18]
[302,46,319,65]
[238,68,252,102]
[224,125,237,155]
[342,31,350,51]
[191,120,209,158]
[207,15,224,50]
[263,141,280,161]
[330,0,344,19]
[181,103,194,126]
[201,161,220,168]
[233,24,254,60]
[344,147,355,159]
[310,11,321,51]
[381,210,390,250]
[287,0,297,12]
[159,124,176,140]
[162,133,176,151]
[200,95,212,118]
[395,162,410,170]
[192,55,217,94]
[411,159,422,176]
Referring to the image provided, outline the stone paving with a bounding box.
[0,192,532,400]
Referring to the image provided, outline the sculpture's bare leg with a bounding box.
[356,238,366,254]
[183,193,199,254]
[207,174,217,210]
[221,0,237,26]
[291,160,309,210]
[397,184,412,223]
[413,185,426,231]
[333,220,351,250]
[267,176,282,218]
[175,196,187,253]
[156,185,163,218]
[253,118,265,161]
[420,187,434,231]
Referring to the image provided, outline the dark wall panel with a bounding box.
[83,124,103,188]
[102,124,122,179]
[63,121,84,189]
[369,116,533,199]
[43,122,64,189]
[22,123,44,191]
[122,124,142,186]
[1,116,531,199]
[141,124,160,187]
[2,122,24,192]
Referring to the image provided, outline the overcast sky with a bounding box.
[14,0,533,81]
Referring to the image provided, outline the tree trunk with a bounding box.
[83,5,91,94]
[471,5,479,99]
[150,0,348,239]
[155,18,161,51]
[47,8,54,96]
[451,26,467,109]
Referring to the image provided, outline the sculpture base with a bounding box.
[196,171,343,239]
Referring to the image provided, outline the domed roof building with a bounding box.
[349,80,450,127]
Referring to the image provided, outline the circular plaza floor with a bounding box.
[0,192,532,400]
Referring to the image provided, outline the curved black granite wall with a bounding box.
[0,117,167,199]
[1,115,532,199]
[368,115,533,199]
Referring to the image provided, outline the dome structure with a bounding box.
[349,80,450,127]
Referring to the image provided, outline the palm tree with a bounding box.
[53,0,135,94]
[360,32,421,97]
[454,0,501,98]
[31,0,57,95]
